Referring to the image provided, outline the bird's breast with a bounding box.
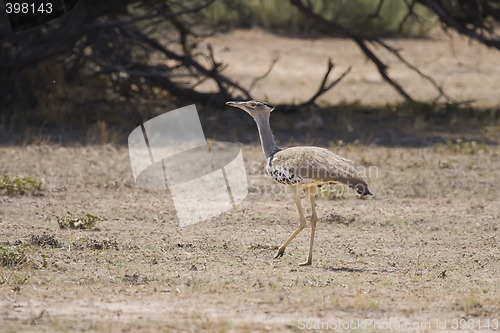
[266,158,303,185]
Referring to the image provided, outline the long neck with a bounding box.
[253,113,280,159]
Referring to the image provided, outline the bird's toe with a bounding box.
[298,260,312,266]
[274,248,285,259]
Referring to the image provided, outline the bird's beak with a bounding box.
[226,101,242,107]
[226,101,247,112]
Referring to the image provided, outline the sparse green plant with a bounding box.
[358,154,372,166]
[438,159,452,168]
[0,244,33,285]
[41,254,48,268]
[0,244,31,268]
[381,277,392,285]
[306,274,324,287]
[0,175,42,195]
[57,211,102,230]
[409,248,423,281]
[462,293,483,316]
[350,292,380,310]
[324,213,355,225]
[387,214,409,228]
[319,184,346,200]
[249,243,276,250]
[434,139,488,155]
[12,271,30,284]
[483,125,500,140]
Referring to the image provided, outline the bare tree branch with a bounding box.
[300,60,351,108]
[121,27,251,100]
[279,59,351,111]
[92,59,233,105]
[288,0,473,103]
[364,0,386,22]
[399,0,419,33]
[249,57,279,92]
[290,0,414,101]
[417,0,500,49]
[354,38,413,101]
[373,39,456,102]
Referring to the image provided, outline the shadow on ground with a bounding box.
[1,102,499,147]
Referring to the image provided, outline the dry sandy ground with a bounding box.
[201,29,500,107]
[0,141,499,332]
[1,30,500,332]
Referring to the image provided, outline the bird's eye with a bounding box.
[250,102,257,107]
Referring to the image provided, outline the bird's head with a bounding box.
[226,100,274,118]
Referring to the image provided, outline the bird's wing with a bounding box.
[271,146,369,192]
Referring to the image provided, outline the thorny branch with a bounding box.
[398,0,420,33]
[364,0,386,23]
[277,59,351,112]
[416,0,500,49]
[3,0,500,117]
[249,57,279,92]
[289,0,415,101]
[286,0,500,105]
[375,39,455,102]
[298,60,351,109]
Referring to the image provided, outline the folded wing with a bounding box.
[271,146,371,195]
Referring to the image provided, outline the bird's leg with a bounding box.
[299,187,317,266]
[274,186,306,259]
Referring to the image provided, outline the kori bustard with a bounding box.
[227,100,372,266]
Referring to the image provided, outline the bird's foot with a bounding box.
[274,248,285,259]
[298,259,312,266]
